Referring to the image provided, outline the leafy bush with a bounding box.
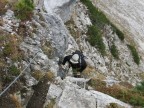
[110,44,119,59]
[87,25,106,56]
[127,44,140,65]
[14,0,34,20]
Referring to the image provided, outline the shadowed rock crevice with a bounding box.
[26,75,51,108]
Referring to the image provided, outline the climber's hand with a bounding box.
[61,65,65,69]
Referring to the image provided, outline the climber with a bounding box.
[61,50,87,78]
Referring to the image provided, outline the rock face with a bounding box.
[44,0,77,23]
[91,0,144,54]
[0,0,144,107]
[45,77,132,108]
[72,1,144,85]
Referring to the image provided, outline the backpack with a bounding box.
[72,50,85,66]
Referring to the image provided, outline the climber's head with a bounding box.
[70,54,79,64]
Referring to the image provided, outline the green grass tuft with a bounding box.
[110,44,119,59]
[14,0,34,20]
[112,24,124,41]
[9,65,20,76]
[80,0,125,41]
[127,44,140,65]
[80,0,109,28]
[87,25,106,56]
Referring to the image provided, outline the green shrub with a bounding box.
[2,75,13,84]
[115,29,124,41]
[127,44,140,65]
[80,0,125,40]
[135,81,144,94]
[9,65,20,76]
[14,0,34,20]
[80,0,109,29]
[112,25,124,41]
[129,81,144,106]
[129,96,144,107]
[3,43,13,56]
[87,25,106,56]
[110,44,119,59]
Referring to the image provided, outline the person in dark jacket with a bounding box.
[62,51,87,77]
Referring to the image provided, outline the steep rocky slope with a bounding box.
[0,0,144,107]
[91,0,144,53]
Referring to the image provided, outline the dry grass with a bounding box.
[0,30,9,45]
[10,94,22,108]
[65,18,79,39]
[0,29,23,61]
[96,84,128,98]
[82,66,96,78]
[0,0,8,15]
[90,82,144,106]
[3,34,23,61]
[0,29,23,92]
[32,70,44,81]
[0,80,2,91]
[82,66,106,80]
[45,99,55,108]
[45,71,55,82]
[88,77,107,90]
[106,103,124,108]
[0,18,4,26]
[10,35,22,60]
[119,82,133,89]
[41,41,54,59]
[95,72,106,80]
[139,73,144,80]
[0,60,5,68]
[17,22,27,37]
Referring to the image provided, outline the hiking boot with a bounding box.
[76,74,81,78]
[73,72,81,78]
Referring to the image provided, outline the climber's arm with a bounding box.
[62,55,71,65]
